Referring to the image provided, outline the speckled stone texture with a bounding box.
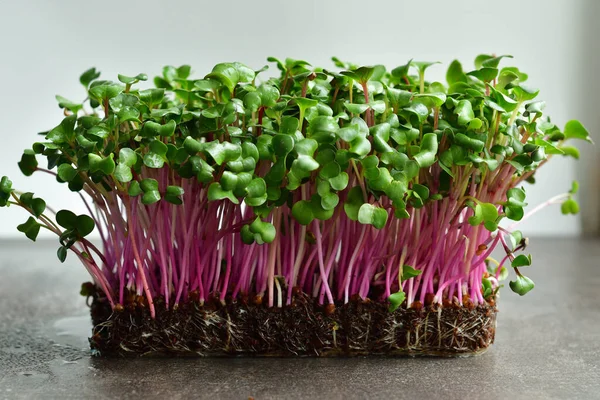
[1,238,599,399]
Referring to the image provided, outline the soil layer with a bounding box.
[89,287,497,357]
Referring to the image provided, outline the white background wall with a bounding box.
[0,0,594,238]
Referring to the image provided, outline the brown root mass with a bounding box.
[89,289,497,357]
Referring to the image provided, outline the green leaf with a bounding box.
[165,185,185,205]
[244,92,262,113]
[207,182,239,204]
[165,185,185,197]
[115,164,133,183]
[183,136,205,154]
[128,181,142,197]
[249,219,276,244]
[509,275,535,296]
[391,59,412,78]
[88,154,116,175]
[246,178,267,198]
[468,202,497,226]
[205,142,242,165]
[144,152,165,169]
[117,73,148,84]
[138,179,161,204]
[142,190,161,205]
[89,84,123,102]
[80,67,101,87]
[403,103,429,125]
[512,254,532,268]
[402,265,422,281]
[413,92,446,109]
[205,63,240,93]
[531,147,546,162]
[56,95,82,113]
[292,200,314,225]
[484,220,498,232]
[195,79,221,92]
[344,186,364,220]
[320,162,341,180]
[19,192,46,218]
[413,133,438,168]
[18,149,38,176]
[57,164,78,182]
[76,215,95,237]
[245,194,267,207]
[454,133,484,153]
[140,178,159,192]
[118,148,137,166]
[455,100,475,126]
[481,55,513,68]
[388,291,406,312]
[240,225,255,244]
[386,87,412,110]
[512,85,539,102]
[0,176,12,194]
[0,176,12,207]
[411,183,429,201]
[561,198,580,215]
[349,136,371,158]
[509,230,524,249]
[411,61,440,74]
[467,67,498,82]
[559,145,580,159]
[294,97,319,115]
[139,88,165,107]
[505,206,524,221]
[563,120,592,142]
[232,62,254,83]
[280,116,299,135]
[257,84,280,107]
[357,203,388,229]
[329,172,349,191]
[17,217,40,241]
[446,60,467,85]
[57,246,68,263]
[507,187,527,207]
[481,203,498,222]
[56,210,77,229]
[371,123,393,153]
[321,192,339,210]
[344,103,370,114]
[118,106,141,122]
[272,134,295,156]
[569,181,579,195]
[140,120,176,137]
[482,277,493,298]
[468,204,483,226]
[340,66,374,83]
[337,124,360,142]
[109,93,139,112]
[46,115,77,144]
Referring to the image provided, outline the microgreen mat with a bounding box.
[1,55,590,318]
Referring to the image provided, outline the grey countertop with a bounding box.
[0,238,599,400]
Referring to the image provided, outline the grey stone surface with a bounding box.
[0,238,599,399]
